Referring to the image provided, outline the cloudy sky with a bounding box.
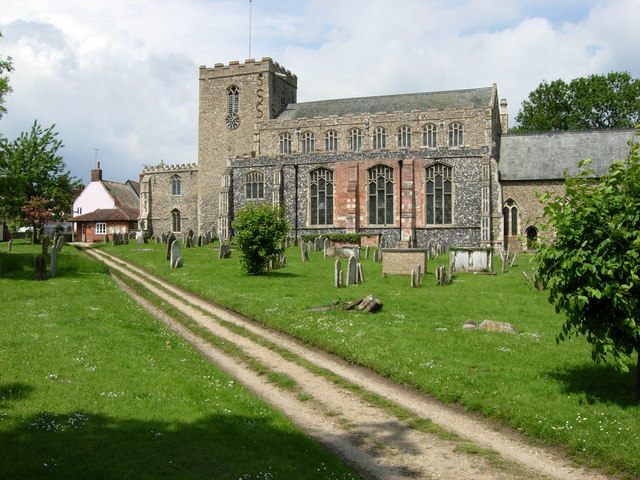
[1,0,639,184]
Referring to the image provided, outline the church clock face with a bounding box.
[225,113,240,130]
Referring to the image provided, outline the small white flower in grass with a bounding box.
[497,346,512,353]
[45,374,58,380]
[435,327,448,332]
[87,306,101,311]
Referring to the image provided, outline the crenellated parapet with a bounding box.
[199,57,297,86]
[142,163,198,174]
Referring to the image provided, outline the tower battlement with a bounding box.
[199,57,297,85]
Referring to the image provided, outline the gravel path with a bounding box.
[85,247,613,480]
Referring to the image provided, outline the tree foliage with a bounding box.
[0,31,13,121]
[513,72,640,132]
[232,202,290,275]
[0,120,82,231]
[536,131,640,398]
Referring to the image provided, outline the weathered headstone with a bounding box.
[170,240,182,268]
[300,242,309,262]
[34,255,47,280]
[314,237,323,252]
[50,247,57,278]
[55,235,64,253]
[357,262,364,283]
[346,256,357,286]
[323,238,330,258]
[8,239,12,251]
[365,245,370,259]
[219,242,231,259]
[41,236,50,256]
[411,269,416,288]
[334,259,342,288]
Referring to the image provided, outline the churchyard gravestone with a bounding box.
[300,242,309,262]
[219,242,231,259]
[314,236,323,252]
[41,235,49,256]
[55,235,64,253]
[334,259,342,288]
[7,239,12,251]
[346,256,358,286]
[323,238,330,258]
[50,246,58,278]
[170,240,183,269]
[166,233,176,260]
[34,255,47,280]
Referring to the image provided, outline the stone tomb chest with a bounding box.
[450,247,493,273]
[382,248,427,275]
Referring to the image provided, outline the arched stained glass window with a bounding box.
[368,165,394,225]
[425,164,453,224]
[309,168,334,225]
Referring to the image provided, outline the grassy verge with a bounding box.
[0,240,359,479]
[99,240,640,479]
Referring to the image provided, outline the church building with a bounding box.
[139,57,635,251]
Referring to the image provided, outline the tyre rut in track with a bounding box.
[84,247,612,480]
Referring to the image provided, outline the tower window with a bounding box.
[171,209,181,232]
[227,86,239,113]
[448,122,463,147]
[170,175,182,196]
[301,131,315,154]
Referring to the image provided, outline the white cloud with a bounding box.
[1,0,638,185]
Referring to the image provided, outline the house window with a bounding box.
[397,125,411,148]
[503,199,518,236]
[96,223,106,235]
[372,126,387,150]
[348,128,362,152]
[368,165,394,225]
[422,124,437,147]
[309,168,334,226]
[301,131,315,154]
[171,209,181,232]
[245,171,265,200]
[279,132,292,154]
[324,130,338,152]
[227,85,239,113]
[170,175,182,196]
[425,163,453,224]
[448,122,463,146]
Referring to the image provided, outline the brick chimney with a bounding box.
[91,162,102,182]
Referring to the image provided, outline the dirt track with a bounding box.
[84,247,613,480]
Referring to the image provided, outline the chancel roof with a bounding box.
[499,129,636,181]
[276,87,495,120]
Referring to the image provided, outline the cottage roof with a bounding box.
[276,86,495,120]
[102,180,140,209]
[69,206,139,222]
[499,129,636,181]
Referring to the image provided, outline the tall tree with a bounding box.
[0,31,12,121]
[0,121,81,241]
[536,132,640,399]
[513,72,640,132]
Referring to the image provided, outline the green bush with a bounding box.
[232,203,289,275]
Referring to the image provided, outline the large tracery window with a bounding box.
[245,171,265,200]
[170,175,182,196]
[325,130,338,152]
[503,199,518,236]
[425,164,453,224]
[301,131,315,154]
[227,85,239,113]
[397,125,412,148]
[368,165,394,225]
[348,128,362,152]
[309,168,334,226]
[448,122,463,147]
[279,132,292,154]
[422,124,437,147]
[372,126,387,150]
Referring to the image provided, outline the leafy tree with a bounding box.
[0,31,13,121]
[232,202,290,275]
[20,196,53,243]
[513,72,640,132]
[0,120,82,242]
[536,132,640,399]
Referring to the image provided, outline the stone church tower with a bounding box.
[196,58,297,234]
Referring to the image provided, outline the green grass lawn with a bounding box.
[0,240,359,479]
[98,239,640,479]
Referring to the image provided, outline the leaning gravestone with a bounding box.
[166,234,176,260]
[300,242,309,262]
[346,256,358,286]
[55,235,64,253]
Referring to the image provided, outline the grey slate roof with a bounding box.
[499,129,636,181]
[277,87,494,120]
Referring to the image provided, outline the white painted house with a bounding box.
[70,164,140,242]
